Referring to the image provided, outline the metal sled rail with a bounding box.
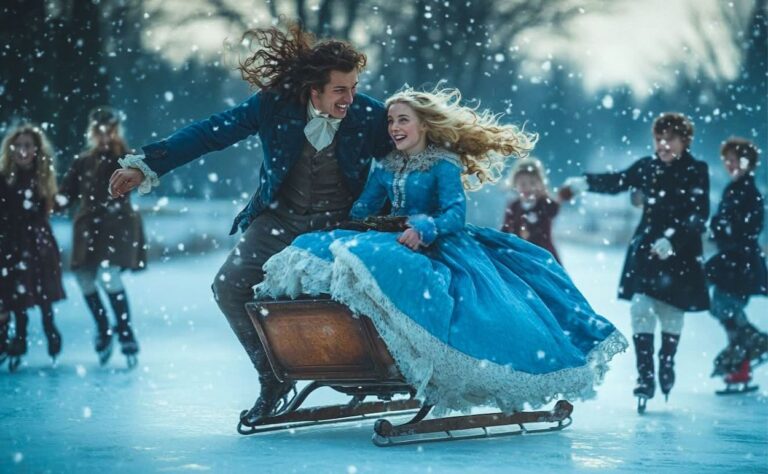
[243,299,575,446]
[372,400,574,447]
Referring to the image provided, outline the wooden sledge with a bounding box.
[241,298,573,446]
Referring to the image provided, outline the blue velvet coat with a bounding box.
[140,90,391,234]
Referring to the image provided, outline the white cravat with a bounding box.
[304,100,342,151]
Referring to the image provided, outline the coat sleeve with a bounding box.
[735,190,764,241]
[500,201,517,233]
[369,100,393,159]
[667,161,709,250]
[541,196,560,219]
[350,166,388,220]
[585,159,646,194]
[141,92,263,177]
[711,184,764,244]
[408,160,466,245]
[55,157,82,211]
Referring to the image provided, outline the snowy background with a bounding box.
[1,204,767,473]
[1,1,767,472]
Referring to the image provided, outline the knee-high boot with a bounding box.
[658,332,680,399]
[633,333,655,399]
[84,292,113,363]
[40,303,62,359]
[107,291,138,355]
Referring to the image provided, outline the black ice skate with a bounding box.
[658,333,680,401]
[7,336,27,373]
[0,317,8,367]
[109,291,138,369]
[116,326,139,369]
[716,359,759,395]
[712,342,746,377]
[95,327,114,366]
[238,377,297,430]
[45,325,62,366]
[741,324,768,370]
[633,333,655,414]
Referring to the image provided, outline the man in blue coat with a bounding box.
[109,24,391,423]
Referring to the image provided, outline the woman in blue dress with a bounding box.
[256,87,627,413]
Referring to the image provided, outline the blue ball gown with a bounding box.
[256,145,627,413]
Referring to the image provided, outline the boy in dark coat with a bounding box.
[561,113,710,406]
[707,137,768,387]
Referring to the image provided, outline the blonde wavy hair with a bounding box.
[386,86,538,190]
[0,123,58,211]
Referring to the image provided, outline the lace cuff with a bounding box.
[118,154,160,195]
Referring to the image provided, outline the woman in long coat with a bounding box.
[58,107,146,367]
[0,123,65,369]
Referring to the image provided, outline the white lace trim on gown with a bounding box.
[254,243,628,414]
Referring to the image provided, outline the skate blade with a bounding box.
[8,356,22,373]
[98,345,114,366]
[716,385,759,396]
[636,396,649,414]
[125,354,138,369]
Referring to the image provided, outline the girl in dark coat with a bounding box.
[58,107,146,367]
[0,124,66,371]
[561,113,710,410]
[707,137,768,388]
[501,157,562,265]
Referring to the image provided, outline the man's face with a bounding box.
[654,132,685,164]
[310,70,358,119]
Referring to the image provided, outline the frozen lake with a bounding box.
[1,242,766,473]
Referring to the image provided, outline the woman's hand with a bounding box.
[398,228,424,250]
[109,168,144,197]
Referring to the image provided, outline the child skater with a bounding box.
[250,86,627,425]
[706,137,768,394]
[501,157,562,265]
[560,112,710,413]
[0,124,66,371]
[58,107,146,368]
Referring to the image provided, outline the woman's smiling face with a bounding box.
[388,102,428,156]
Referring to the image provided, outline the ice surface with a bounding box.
[1,243,766,473]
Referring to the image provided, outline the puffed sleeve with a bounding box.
[350,164,388,220]
[407,160,466,245]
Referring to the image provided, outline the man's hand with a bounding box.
[398,228,424,250]
[109,168,144,198]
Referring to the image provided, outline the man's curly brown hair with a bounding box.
[237,22,367,104]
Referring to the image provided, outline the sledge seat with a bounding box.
[241,298,573,446]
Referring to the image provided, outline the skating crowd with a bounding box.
[1,23,765,423]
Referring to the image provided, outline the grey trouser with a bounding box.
[74,266,125,295]
[211,205,347,376]
[710,287,749,328]
[630,293,685,336]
